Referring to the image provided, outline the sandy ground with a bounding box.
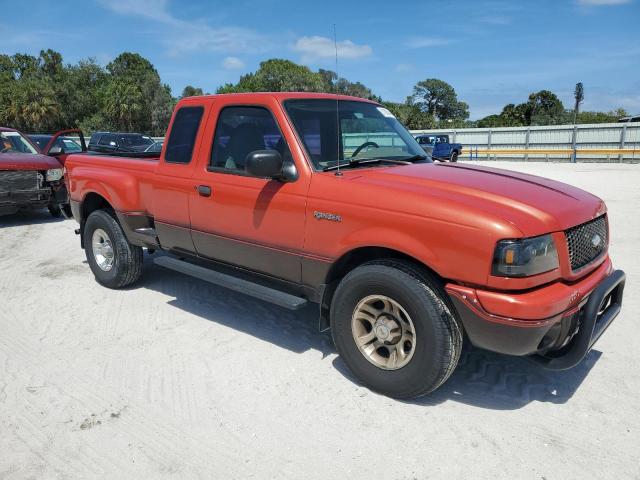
[0,161,638,480]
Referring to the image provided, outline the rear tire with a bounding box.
[330,260,462,399]
[84,209,143,288]
[450,151,458,162]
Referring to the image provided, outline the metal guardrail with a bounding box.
[411,122,640,163]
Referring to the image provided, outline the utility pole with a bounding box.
[572,82,584,163]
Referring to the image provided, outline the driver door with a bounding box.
[189,98,309,283]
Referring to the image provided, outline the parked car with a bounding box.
[144,141,163,154]
[618,114,640,123]
[29,134,83,154]
[1,128,83,217]
[415,134,462,162]
[65,93,625,399]
[88,132,156,154]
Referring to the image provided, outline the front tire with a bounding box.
[84,209,143,288]
[330,260,462,399]
[450,151,459,162]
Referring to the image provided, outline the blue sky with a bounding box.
[1,0,639,119]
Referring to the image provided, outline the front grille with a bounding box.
[565,215,608,271]
[0,170,38,192]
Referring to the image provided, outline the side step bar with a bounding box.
[154,256,308,310]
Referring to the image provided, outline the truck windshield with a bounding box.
[284,99,430,171]
[1,131,38,154]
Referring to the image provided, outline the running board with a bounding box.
[153,256,308,310]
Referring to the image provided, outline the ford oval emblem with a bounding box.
[591,233,602,249]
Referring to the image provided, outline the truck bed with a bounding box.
[65,152,159,216]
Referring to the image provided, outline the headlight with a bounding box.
[492,234,559,277]
[46,168,64,182]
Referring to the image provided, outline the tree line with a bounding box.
[0,49,628,135]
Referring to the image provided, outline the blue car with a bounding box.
[415,134,462,162]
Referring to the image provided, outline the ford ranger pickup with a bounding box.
[65,93,626,399]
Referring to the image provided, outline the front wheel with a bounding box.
[450,151,458,162]
[84,209,143,288]
[330,260,462,399]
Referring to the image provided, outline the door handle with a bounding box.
[197,185,212,197]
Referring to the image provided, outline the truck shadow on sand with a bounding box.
[333,348,601,410]
[0,209,65,227]
[140,258,601,411]
[139,258,335,357]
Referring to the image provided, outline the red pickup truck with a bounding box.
[65,93,625,399]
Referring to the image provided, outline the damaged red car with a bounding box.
[0,127,83,217]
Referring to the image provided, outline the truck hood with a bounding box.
[0,153,62,171]
[349,162,605,235]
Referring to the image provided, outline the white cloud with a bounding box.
[405,37,451,48]
[292,36,372,62]
[97,0,173,22]
[577,0,631,5]
[97,0,270,56]
[222,56,245,70]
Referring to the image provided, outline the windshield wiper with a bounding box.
[323,157,413,172]
[398,154,428,162]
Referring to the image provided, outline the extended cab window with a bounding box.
[165,106,204,164]
[210,106,292,175]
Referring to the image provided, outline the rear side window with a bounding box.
[165,106,204,164]
[98,134,114,146]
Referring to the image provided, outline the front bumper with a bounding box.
[0,188,52,215]
[447,266,626,370]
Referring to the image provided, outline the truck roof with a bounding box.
[178,92,380,104]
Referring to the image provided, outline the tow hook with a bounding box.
[74,229,81,235]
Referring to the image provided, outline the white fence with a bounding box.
[410,122,640,162]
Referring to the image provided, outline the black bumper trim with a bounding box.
[534,269,625,370]
[449,269,626,367]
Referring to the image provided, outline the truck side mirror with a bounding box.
[245,150,284,180]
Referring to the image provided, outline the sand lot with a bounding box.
[1,161,638,479]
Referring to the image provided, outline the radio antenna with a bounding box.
[333,24,342,176]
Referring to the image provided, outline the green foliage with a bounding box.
[217,59,325,93]
[526,90,567,125]
[215,59,380,101]
[318,68,381,101]
[3,48,625,136]
[478,90,579,127]
[382,99,435,130]
[412,78,469,121]
[181,85,205,98]
[0,50,175,136]
[576,109,628,124]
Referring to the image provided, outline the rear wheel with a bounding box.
[84,210,143,288]
[450,151,458,162]
[330,260,462,399]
